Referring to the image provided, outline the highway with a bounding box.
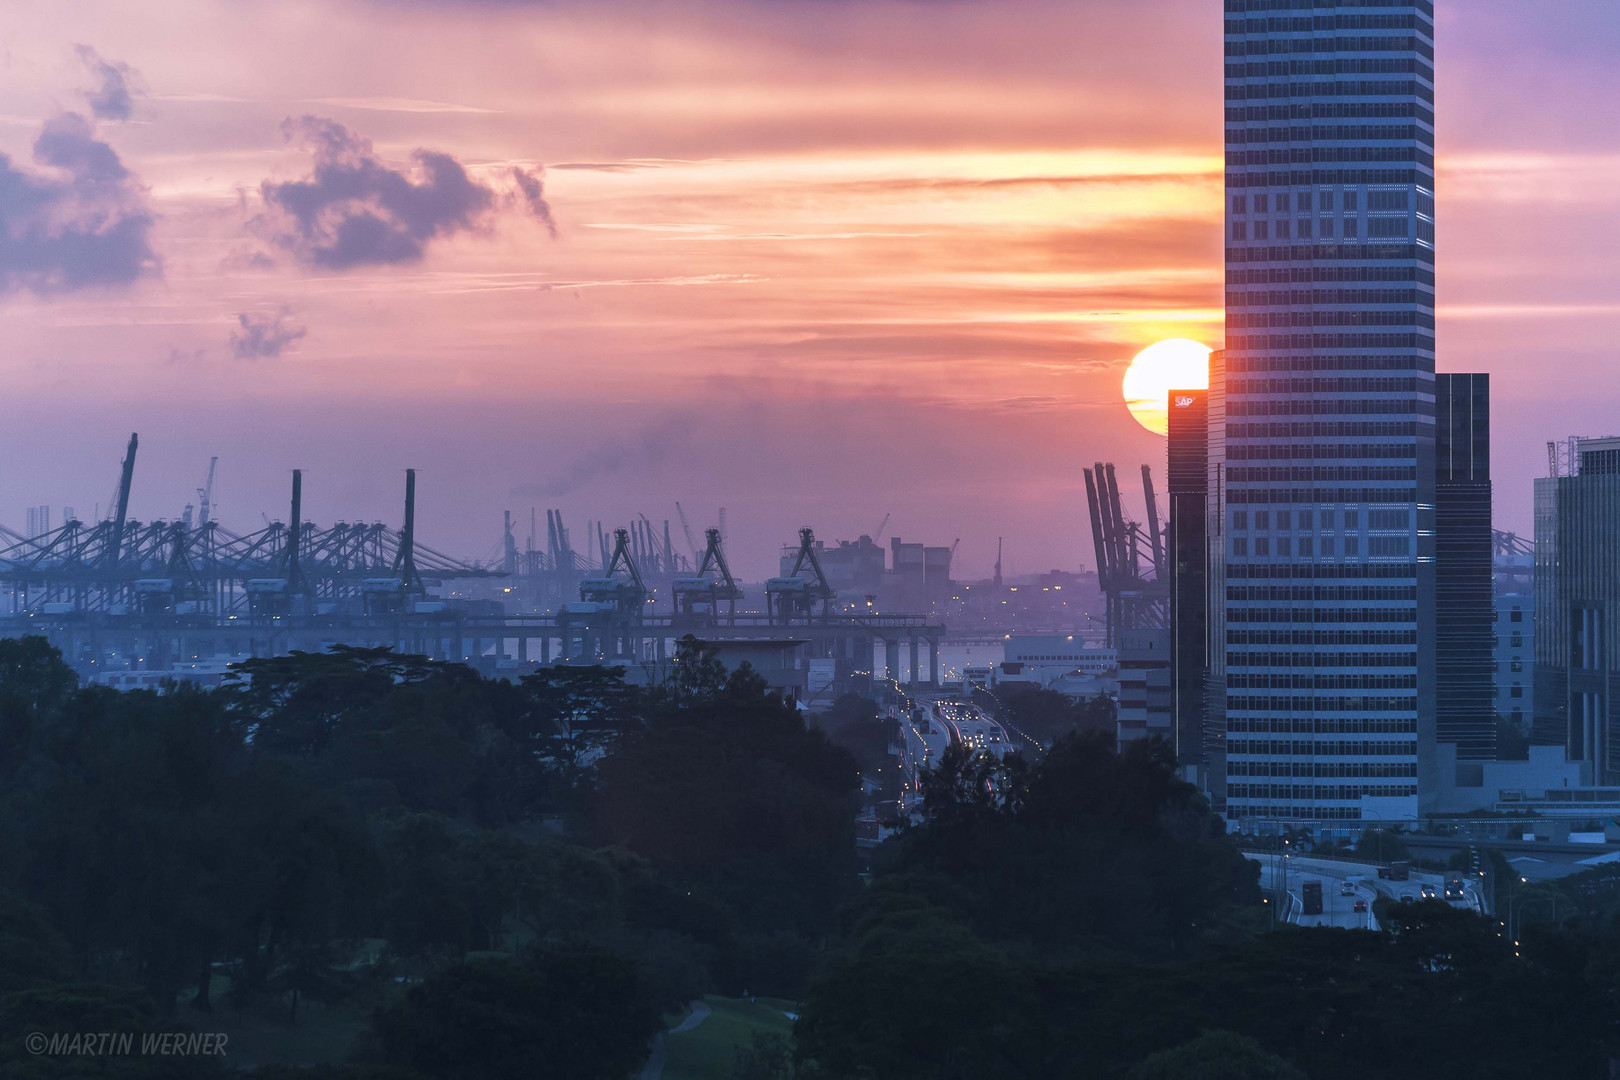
[1248,853,1487,930]
[1256,858,1378,930]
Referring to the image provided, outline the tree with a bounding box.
[997,687,1115,748]
[794,891,1040,1079]
[369,948,658,1080]
[1130,1030,1306,1080]
[1352,827,1410,864]
[0,635,77,780]
[593,662,859,961]
[518,664,638,773]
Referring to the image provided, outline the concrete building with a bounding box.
[1168,387,1209,777]
[1534,436,1620,782]
[1494,549,1533,728]
[1002,634,1114,682]
[1220,2,1436,823]
[1117,627,1172,744]
[1435,373,1494,759]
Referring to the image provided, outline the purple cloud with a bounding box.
[256,116,553,269]
[75,45,138,121]
[0,112,158,294]
[230,305,308,359]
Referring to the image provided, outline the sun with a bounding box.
[1122,338,1212,436]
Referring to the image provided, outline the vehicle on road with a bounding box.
[1420,883,1437,900]
[1377,860,1411,881]
[1302,879,1324,916]
[1339,880,1357,896]
[1353,899,1368,913]
[1444,879,1464,901]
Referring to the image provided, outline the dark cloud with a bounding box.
[75,45,138,121]
[230,306,308,359]
[256,116,554,269]
[509,167,556,237]
[0,112,158,294]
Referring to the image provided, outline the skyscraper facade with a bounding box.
[1434,373,1494,760]
[1220,0,1437,824]
[1534,437,1620,782]
[1168,389,1210,780]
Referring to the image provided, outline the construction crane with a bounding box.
[873,511,891,542]
[673,527,744,622]
[674,502,701,561]
[197,456,218,526]
[767,527,836,622]
[1083,461,1168,646]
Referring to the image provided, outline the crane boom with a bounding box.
[198,456,218,525]
[675,502,701,559]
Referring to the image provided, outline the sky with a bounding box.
[0,0,1616,579]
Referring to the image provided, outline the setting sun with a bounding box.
[1121,338,1211,436]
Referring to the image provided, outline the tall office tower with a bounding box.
[1434,374,1494,760]
[1168,388,1210,781]
[1533,437,1620,781]
[1493,536,1534,730]
[1221,1,1437,825]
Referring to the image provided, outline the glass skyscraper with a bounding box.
[1218,0,1437,825]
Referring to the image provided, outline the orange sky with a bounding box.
[0,0,1616,576]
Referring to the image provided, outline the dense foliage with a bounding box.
[0,636,855,1078]
[5,632,1620,1078]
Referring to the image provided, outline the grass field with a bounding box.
[661,995,797,1080]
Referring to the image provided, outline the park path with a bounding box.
[639,1000,712,1080]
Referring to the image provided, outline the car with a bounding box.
[1353,899,1368,913]
[1420,883,1437,900]
[1339,880,1357,896]
[1444,879,1465,901]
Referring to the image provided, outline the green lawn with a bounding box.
[662,995,796,1080]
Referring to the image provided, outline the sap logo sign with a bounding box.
[1173,395,1197,408]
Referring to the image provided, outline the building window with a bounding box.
[1344,537,1359,557]
[1276,192,1291,213]
[1276,510,1291,529]
[1255,511,1270,530]
[1232,195,1248,214]
[1298,510,1313,529]
[1232,222,1247,241]
[1232,511,1248,531]
[1254,221,1270,240]
[1254,193,1269,213]
[1298,537,1314,557]
[1510,685,1523,699]
[1511,633,1523,648]
[1276,537,1292,557]
[1510,660,1523,673]
[1255,537,1270,556]
[1233,537,1248,557]
[1275,219,1291,240]
[1319,536,1335,556]
[1297,217,1313,239]
[1343,189,1358,212]
[1343,510,1359,529]
[1510,608,1522,623]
